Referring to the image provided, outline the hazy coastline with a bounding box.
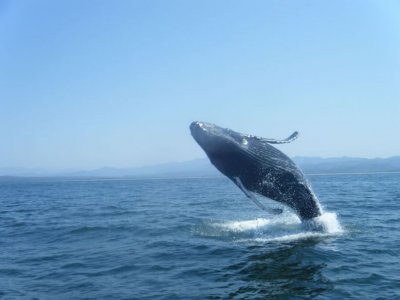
[2,156,400,178]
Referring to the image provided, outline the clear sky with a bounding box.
[1,0,399,169]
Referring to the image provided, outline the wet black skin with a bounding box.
[190,121,321,221]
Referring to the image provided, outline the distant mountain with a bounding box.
[0,167,58,177]
[1,156,400,178]
[68,159,219,178]
[293,156,400,174]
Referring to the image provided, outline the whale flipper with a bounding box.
[233,177,283,215]
[253,131,299,144]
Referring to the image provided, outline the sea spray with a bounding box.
[197,210,343,243]
[313,212,343,234]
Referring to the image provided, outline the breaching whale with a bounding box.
[190,121,322,221]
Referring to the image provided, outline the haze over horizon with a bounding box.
[1,1,399,169]
[2,155,400,174]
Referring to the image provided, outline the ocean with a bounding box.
[0,173,399,299]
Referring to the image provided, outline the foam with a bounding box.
[314,212,343,234]
[218,218,271,231]
[215,212,302,232]
[197,211,343,243]
[252,231,326,243]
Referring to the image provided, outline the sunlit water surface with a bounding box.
[0,174,399,299]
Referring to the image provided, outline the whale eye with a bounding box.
[242,138,248,145]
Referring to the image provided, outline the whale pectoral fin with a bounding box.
[271,208,284,214]
[233,177,253,199]
[254,131,299,144]
[233,177,283,215]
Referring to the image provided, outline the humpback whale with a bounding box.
[190,121,322,221]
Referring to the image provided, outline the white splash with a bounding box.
[253,232,325,243]
[197,211,343,243]
[312,211,343,234]
[218,218,271,231]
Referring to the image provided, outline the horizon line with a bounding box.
[1,154,400,171]
[1,171,400,181]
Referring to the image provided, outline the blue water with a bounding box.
[0,174,399,299]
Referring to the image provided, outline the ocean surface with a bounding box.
[0,173,399,299]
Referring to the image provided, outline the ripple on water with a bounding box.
[0,175,399,299]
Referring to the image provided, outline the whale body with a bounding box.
[190,121,322,221]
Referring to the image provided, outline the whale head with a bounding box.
[190,121,245,150]
[190,121,251,177]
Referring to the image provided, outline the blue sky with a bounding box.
[1,0,399,169]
